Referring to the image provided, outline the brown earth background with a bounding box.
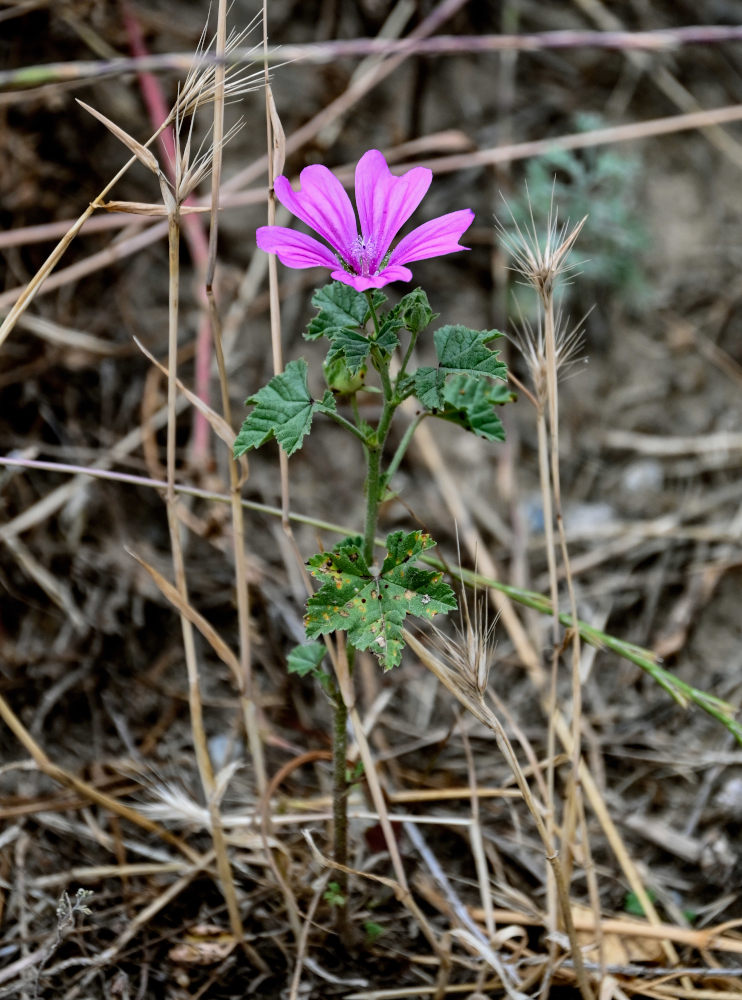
[2,2,742,998]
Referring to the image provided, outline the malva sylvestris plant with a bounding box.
[236,148,513,897]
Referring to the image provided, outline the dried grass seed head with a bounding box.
[509,305,588,404]
[497,188,587,303]
[170,102,244,202]
[431,582,497,697]
[174,17,263,119]
[161,15,261,202]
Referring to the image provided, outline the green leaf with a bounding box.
[396,287,437,334]
[287,641,335,696]
[436,375,514,441]
[324,321,400,377]
[287,642,326,677]
[347,760,365,783]
[326,329,373,375]
[324,881,346,908]
[234,359,335,458]
[306,282,385,340]
[435,324,506,375]
[373,321,402,361]
[375,316,403,354]
[308,283,369,335]
[304,530,457,671]
[414,325,507,409]
[394,373,417,401]
[363,921,385,943]
[623,890,656,917]
[316,390,338,414]
[413,368,443,409]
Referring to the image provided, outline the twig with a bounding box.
[571,0,742,168]
[333,641,409,892]
[603,429,742,455]
[405,102,742,175]
[206,0,266,801]
[461,726,495,940]
[224,0,470,194]
[6,100,742,318]
[258,751,328,942]
[288,871,330,1000]
[7,25,742,91]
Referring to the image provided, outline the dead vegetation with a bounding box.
[2,1,742,998]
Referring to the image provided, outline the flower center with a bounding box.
[348,234,377,277]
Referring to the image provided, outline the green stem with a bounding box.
[323,407,370,444]
[365,292,394,406]
[397,327,420,382]
[385,411,427,482]
[351,392,362,430]
[372,343,394,402]
[362,292,398,564]
[362,429,384,565]
[365,290,381,338]
[362,396,396,564]
[421,557,742,743]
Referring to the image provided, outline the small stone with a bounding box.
[715,776,742,819]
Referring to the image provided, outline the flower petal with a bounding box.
[256,226,338,270]
[387,209,475,267]
[354,150,432,270]
[331,264,413,292]
[273,166,357,259]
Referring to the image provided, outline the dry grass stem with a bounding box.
[134,50,251,951]
[203,0,266,800]
[406,413,681,965]
[334,641,410,892]
[404,630,595,1000]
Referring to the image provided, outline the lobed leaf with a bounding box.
[414,325,507,409]
[325,329,373,376]
[287,641,335,695]
[234,359,335,458]
[287,641,327,677]
[436,375,514,441]
[304,530,457,670]
[324,320,400,376]
[306,282,385,340]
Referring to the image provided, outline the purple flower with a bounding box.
[256,149,474,292]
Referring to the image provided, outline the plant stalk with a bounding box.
[362,292,397,564]
[333,292,409,915]
[162,200,245,945]
[332,692,349,933]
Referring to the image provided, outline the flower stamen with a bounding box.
[349,235,377,278]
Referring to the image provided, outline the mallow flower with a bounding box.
[256,149,474,292]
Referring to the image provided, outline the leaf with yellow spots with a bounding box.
[304,531,457,670]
